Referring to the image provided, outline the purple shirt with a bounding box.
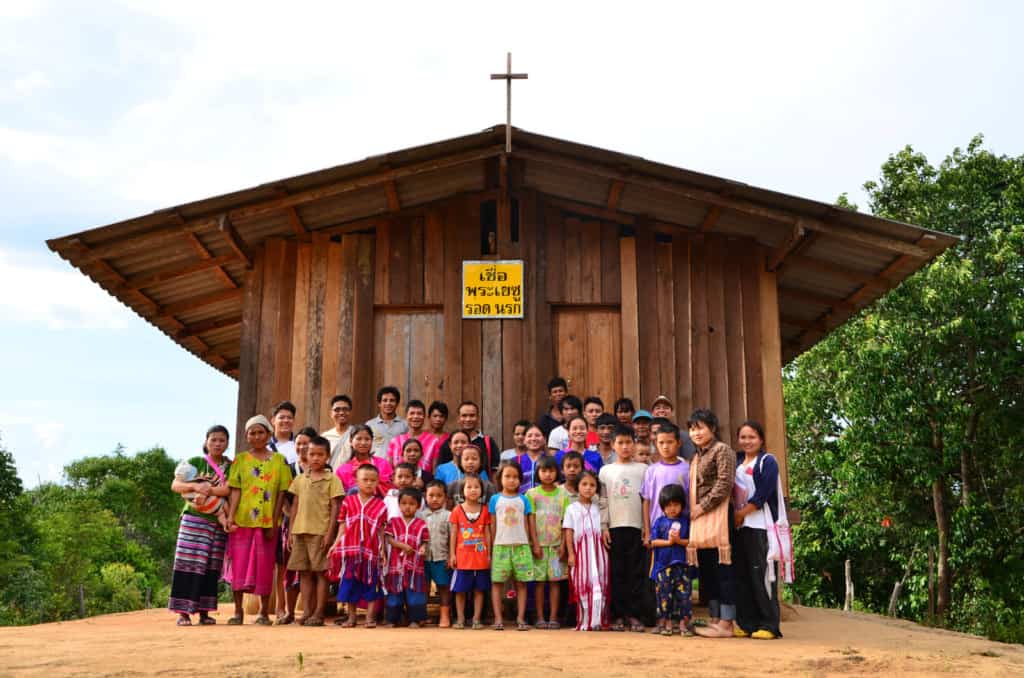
[640,459,690,528]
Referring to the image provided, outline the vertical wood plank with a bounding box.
[501,318,523,446]
[672,237,693,420]
[554,310,585,396]
[655,241,677,407]
[335,236,359,418]
[424,208,445,305]
[564,217,583,303]
[724,241,747,447]
[481,320,503,443]
[351,234,376,420]
[635,219,661,410]
[579,220,602,303]
[442,201,464,407]
[409,312,444,406]
[619,236,641,403]
[407,216,425,305]
[690,236,711,410]
[290,242,311,425]
[319,235,344,430]
[271,240,297,408]
[257,239,285,417]
[706,235,731,440]
[759,255,789,494]
[545,206,564,302]
[236,247,264,447]
[306,235,328,431]
[601,222,621,304]
[389,217,409,306]
[741,244,766,427]
[374,219,391,305]
[461,199,483,408]
[587,310,622,407]
[520,190,542,422]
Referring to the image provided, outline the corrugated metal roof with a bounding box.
[47,124,959,375]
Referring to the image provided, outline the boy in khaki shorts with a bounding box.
[287,435,344,626]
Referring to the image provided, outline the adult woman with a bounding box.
[732,421,783,639]
[686,409,737,638]
[168,425,233,626]
[514,423,549,492]
[555,416,603,473]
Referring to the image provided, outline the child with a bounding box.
[599,424,649,632]
[385,462,418,519]
[224,415,293,625]
[525,455,569,629]
[448,474,492,629]
[514,424,548,491]
[563,470,609,631]
[286,435,344,626]
[595,413,619,466]
[330,463,388,627]
[560,451,584,502]
[634,441,653,465]
[556,416,603,473]
[174,460,231,531]
[650,484,692,636]
[489,461,538,631]
[400,439,434,490]
[444,445,494,505]
[641,423,690,547]
[336,424,393,494]
[421,480,452,627]
[384,488,430,628]
[434,431,471,484]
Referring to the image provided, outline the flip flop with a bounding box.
[303,617,325,627]
[275,614,294,625]
[364,620,377,629]
[493,623,505,631]
[198,617,217,626]
[628,618,644,632]
[694,625,733,638]
[176,616,192,626]
[452,621,465,629]
[226,615,244,625]
[516,620,530,631]
[254,615,272,626]
[547,621,560,630]
[535,620,549,630]
[471,621,484,630]
[610,620,626,632]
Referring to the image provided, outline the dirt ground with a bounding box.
[1,605,1022,677]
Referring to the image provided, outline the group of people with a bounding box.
[168,378,792,638]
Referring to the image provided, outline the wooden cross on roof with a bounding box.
[491,52,528,153]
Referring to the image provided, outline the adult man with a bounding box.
[269,400,297,464]
[365,385,408,459]
[437,401,500,473]
[386,399,444,470]
[651,395,674,421]
[538,377,568,438]
[321,394,354,468]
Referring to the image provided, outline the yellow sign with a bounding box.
[462,260,524,319]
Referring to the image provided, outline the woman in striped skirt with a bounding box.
[168,425,232,626]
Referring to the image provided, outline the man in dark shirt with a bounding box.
[538,376,568,438]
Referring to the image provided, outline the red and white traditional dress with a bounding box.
[563,500,609,630]
[328,494,388,585]
[383,516,429,594]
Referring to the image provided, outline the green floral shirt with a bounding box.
[227,451,293,528]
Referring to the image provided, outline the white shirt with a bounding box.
[547,426,569,451]
[736,458,767,529]
[322,426,353,468]
[598,462,647,530]
[270,437,297,465]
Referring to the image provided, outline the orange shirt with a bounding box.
[448,504,492,570]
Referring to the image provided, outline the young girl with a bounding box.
[400,438,434,490]
[525,455,569,629]
[650,484,692,636]
[514,424,548,491]
[560,451,584,502]
[488,462,538,631]
[446,445,495,506]
[434,431,474,485]
[336,425,393,494]
[448,474,492,629]
[556,416,603,473]
[168,425,233,626]
[384,488,430,628]
[224,415,293,625]
[563,470,609,631]
[330,463,388,627]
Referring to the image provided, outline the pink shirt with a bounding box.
[336,455,393,494]
[386,431,448,471]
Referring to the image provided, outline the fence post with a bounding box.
[843,559,853,612]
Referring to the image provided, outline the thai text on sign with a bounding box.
[462,260,524,318]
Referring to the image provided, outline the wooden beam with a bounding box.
[759,261,789,494]
[766,220,809,271]
[783,254,893,289]
[385,180,401,212]
[175,316,242,340]
[123,254,237,290]
[157,288,243,319]
[543,196,636,224]
[287,207,308,238]
[606,179,625,211]
[517,148,933,257]
[183,231,238,289]
[699,206,721,233]
[778,286,856,312]
[219,214,253,269]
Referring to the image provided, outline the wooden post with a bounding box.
[843,559,853,612]
[759,255,789,494]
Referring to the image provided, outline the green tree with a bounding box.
[786,136,1024,640]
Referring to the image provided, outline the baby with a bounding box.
[174,461,231,531]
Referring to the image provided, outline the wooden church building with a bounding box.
[47,125,957,491]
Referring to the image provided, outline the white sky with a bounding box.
[1,0,1021,485]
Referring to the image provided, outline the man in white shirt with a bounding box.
[365,385,407,459]
[322,394,354,468]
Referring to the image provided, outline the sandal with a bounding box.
[661,627,673,636]
[275,613,294,626]
[535,620,549,630]
[452,621,465,630]
[628,618,644,632]
[303,617,325,627]
[694,624,734,638]
[472,621,484,630]
[364,620,377,629]
[199,616,217,626]
[176,615,192,626]
[226,615,244,625]
[516,620,530,631]
[547,621,561,630]
[254,615,272,626]
[610,620,626,632]
[493,622,505,631]
[335,617,356,627]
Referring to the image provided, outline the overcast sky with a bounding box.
[2,1,1021,485]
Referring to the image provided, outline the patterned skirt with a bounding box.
[569,532,610,630]
[168,513,227,614]
[226,527,278,596]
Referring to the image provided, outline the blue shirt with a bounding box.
[435,461,490,486]
[555,448,604,474]
[650,515,690,578]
